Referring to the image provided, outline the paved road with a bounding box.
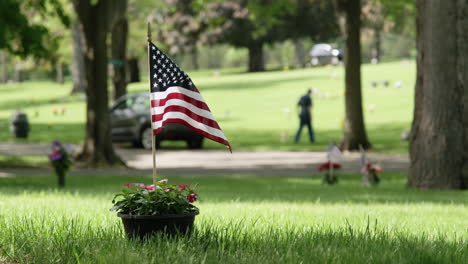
[0,142,409,176]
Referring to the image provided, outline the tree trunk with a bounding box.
[294,39,305,68]
[409,0,467,190]
[0,51,7,83]
[71,21,87,94]
[127,58,140,83]
[191,48,199,70]
[248,42,264,72]
[111,15,128,101]
[14,63,22,82]
[56,62,64,84]
[72,0,124,167]
[372,27,381,63]
[340,0,371,150]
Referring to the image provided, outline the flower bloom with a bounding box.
[164,188,172,193]
[51,140,62,152]
[158,179,168,184]
[49,152,62,161]
[318,161,342,171]
[144,185,155,190]
[366,163,383,173]
[177,183,191,191]
[187,192,197,203]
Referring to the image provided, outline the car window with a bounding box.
[131,96,149,111]
[113,99,130,111]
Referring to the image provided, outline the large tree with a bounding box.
[409,0,468,190]
[71,0,126,166]
[336,0,371,150]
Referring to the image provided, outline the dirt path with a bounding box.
[0,142,408,176]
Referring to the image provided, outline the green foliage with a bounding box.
[0,0,69,59]
[111,181,199,215]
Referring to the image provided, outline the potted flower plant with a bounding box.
[318,161,341,184]
[110,179,199,239]
[362,162,383,186]
[48,140,72,188]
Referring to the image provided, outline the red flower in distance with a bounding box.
[318,161,342,171]
[187,192,198,203]
[177,183,191,191]
[366,163,383,173]
[144,185,155,190]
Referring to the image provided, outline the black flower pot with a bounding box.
[118,212,199,239]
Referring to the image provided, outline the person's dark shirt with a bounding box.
[298,94,312,118]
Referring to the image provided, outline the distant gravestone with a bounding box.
[10,111,29,138]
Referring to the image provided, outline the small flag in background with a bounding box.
[148,42,231,152]
[360,146,367,173]
[326,143,342,162]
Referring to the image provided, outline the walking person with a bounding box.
[294,89,315,143]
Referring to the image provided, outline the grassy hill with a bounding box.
[0,60,415,153]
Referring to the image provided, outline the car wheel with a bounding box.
[140,127,154,150]
[187,137,203,149]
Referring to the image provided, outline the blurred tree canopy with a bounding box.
[0,0,69,59]
[164,0,339,72]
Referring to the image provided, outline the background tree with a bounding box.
[0,0,63,58]
[279,0,339,67]
[409,0,467,190]
[155,0,204,70]
[362,0,416,63]
[200,0,292,72]
[70,20,87,93]
[111,0,128,101]
[336,0,371,150]
[71,0,126,166]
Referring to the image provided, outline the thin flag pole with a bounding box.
[147,22,157,186]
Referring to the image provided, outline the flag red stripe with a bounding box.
[151,105,221,130]
[151,93,210,111]
[153,118,232,152]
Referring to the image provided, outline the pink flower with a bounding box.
[158,179,168,184]
[164,188,172,192]
[49,152,62,161]
[187,192,198,203]
[366,163,383,173]
[144,185,155,190]
[177,183,191,191]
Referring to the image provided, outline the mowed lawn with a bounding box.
[0,61,414,153]
[0,173,466,263]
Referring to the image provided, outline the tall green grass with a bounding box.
[0,173,466,263]
[0,61,414,153]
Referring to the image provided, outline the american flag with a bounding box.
[326,143,342,162]
[148,42,231,151]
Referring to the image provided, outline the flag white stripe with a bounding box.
[152,112,227,140]
[151,98,216,121]
[150,86,203,102]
